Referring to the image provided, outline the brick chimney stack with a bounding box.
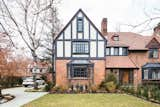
[101,18,108,36]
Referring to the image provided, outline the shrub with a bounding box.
[155,90,160,101]
[51,86,60,92]
[0,76,22,88]
[100,73,117,89]
[58,86,68,93]
[136,84,143,97]
[44,82,54,92]
[141,86,149,99]
[90,85,99,93]
[105,81,116,93]
[51,85,68,93]
[105,73,117,84]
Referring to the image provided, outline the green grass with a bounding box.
[22,94,160,107]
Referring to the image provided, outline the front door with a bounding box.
[122,71,129,84]
[119,69,133,85]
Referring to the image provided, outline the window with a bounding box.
[106,48,110,55]
[143,69,160,80]
[114,47,119,55]
[113,36,119,41]
[122,48,128,56]
[77,18,83,32]
[106,47,128,56]
[143,69,148,79]
[149,48,158,58]
[152,70,160,79]
[72,41,89,54]
[71,66,88,78]
[112,34,119,41]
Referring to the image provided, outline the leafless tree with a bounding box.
[40,7,61,61]
[0,0,60,62]
[119,8,160,33]
[0,0,61,89]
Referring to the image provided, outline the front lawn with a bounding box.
[22,94,160,107]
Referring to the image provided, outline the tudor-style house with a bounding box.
[54,9,160,89]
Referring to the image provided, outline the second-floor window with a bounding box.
[77,18,83,32]
[72,41,89,54]
[114,47,119,55]
[149,48,158,58]
[106,47,128,56]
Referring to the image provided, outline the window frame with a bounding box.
[149,48,159,59]
[113,36,119,41]
[143,68,160,80]
[122,47,128,56]
[72,41,89,55]
[106,47,110,56]
[70,65,88,78]
[114,47,119,56]
[77,17,83,33]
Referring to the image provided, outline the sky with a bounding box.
[57,0,160,35]
[1,0,160,59]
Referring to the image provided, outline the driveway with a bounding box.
[0,87,48,107]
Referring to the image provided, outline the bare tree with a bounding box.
[40,7,61,61]
[0,0,61,89]
[120,8,160,33]
[0,0,60,62]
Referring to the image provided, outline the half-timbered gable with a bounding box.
[55,9,107,59]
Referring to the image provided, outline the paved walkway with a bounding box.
[0,87,48,107]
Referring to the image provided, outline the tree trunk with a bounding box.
[0,88,2,98]
[32,50,38,90]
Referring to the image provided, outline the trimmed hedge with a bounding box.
[120,84,160,102]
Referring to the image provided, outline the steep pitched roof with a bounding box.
[54,9,107,42]
[105,32,152,50]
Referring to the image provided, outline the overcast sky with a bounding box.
[2,0,160,58]
[57,0,160,35]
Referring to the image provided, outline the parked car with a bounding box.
[22,77,45,87]
[22,77,34,87]
[36,78,45,85]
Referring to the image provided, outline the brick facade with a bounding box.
[55,59,105,87]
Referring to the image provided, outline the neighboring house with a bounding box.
[27,61,53,81]
[54,9,160,89]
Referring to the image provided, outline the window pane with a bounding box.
[77,18,83,32]
[144,69,148,79]
[113,36,119,41]
[106,48,110,55]
[158,71,160,79]
[114,47,119,55]
[149,49,158,58]
[72,42,89,54]
[122,48,127,56]
[71,66,88,78]
[153,49,158,58]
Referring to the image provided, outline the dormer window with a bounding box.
[77,17,83,32]
[112,34,119,41]
[149,48,158,58]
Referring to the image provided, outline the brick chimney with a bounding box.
[101,18,108,36]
